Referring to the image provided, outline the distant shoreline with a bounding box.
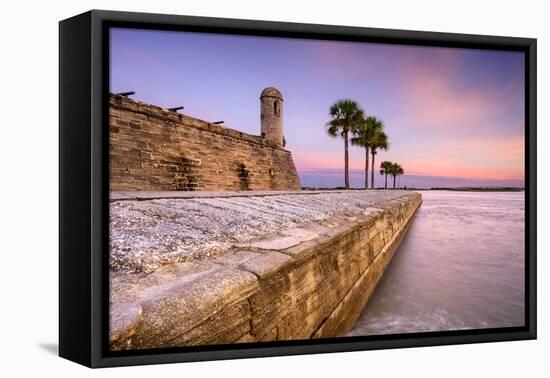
[301,187,524,192]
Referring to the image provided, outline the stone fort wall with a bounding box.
[109,94,301,191]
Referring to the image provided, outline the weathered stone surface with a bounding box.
[241,235,303,251]
[110,189,308,202]
[212,250,262,267]
[109,261,259,350]
[109,191,422,350]
[239,252,294,280]
[312,201,417,338]
[110,190,417,273]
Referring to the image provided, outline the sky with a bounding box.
[110,28,525,189]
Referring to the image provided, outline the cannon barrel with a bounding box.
[115,91,135,97]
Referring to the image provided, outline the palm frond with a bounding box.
[325,99,365,141]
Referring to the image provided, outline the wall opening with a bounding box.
[177,156,202,191]
[236,162,251,190]
[269,168,277,190]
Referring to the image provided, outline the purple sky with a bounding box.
[110,28,525,188]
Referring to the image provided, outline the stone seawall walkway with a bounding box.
[109,190,422,350]
[110,190,415,274]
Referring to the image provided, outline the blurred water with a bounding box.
[349,191,525,336]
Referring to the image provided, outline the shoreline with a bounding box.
[349,190,525,336]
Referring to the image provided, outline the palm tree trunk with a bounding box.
[384,173,388,189]
[364,147,369,189]
[371,151,376,189]
[344,130,349,189]
[393,175,396,189]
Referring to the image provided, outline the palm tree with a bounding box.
[351,119,372,189]
[389,163,404,189]
[326,100,365,189]
[351,116,384,189]
[370,130,389,189]
[380,161,392,189]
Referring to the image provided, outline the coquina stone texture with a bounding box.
[109,92,300,191]
[109,191,422,350]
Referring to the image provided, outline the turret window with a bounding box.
[274,101,278,115]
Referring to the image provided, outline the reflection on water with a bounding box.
[349,190,525,336]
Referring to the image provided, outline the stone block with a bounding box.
[239,252,294,280]
[109,261,259,350]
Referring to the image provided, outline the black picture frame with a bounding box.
[59,9,537,368]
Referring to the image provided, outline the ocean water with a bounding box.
[348,190,525,336]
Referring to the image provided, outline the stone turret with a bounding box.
[260,87,284,147]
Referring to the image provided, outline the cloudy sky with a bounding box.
[110,28,525,188]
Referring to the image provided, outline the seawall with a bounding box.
[109,94,301,191]
[109,191,422,350]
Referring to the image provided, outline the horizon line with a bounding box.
[296,167,524,183]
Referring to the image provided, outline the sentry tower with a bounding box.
[260,87,284,147]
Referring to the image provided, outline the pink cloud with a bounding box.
[388,134,525,180]
[295,131,524,182]
[402,74,501,127]
[392,60,506,131]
